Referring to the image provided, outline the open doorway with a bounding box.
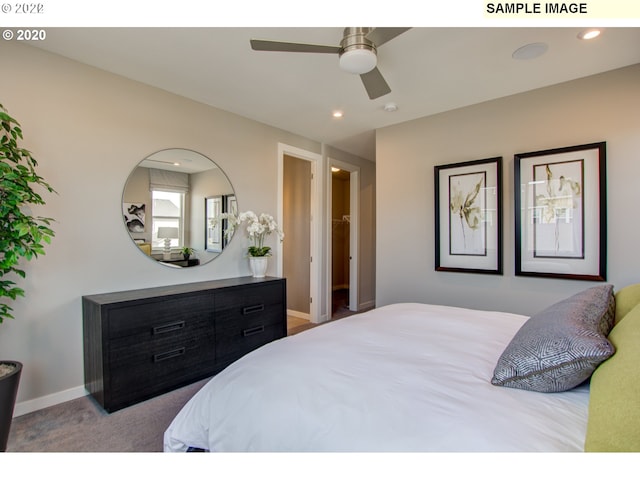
[329,160,359,320]
[277,143,321,328]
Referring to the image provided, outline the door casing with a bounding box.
[277,143,321,323]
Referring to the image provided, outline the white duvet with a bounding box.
[164,303,590,452]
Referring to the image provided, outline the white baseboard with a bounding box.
[14,385,87,417]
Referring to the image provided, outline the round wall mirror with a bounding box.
[122,148,236,268]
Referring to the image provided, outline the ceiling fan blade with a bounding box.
[360,67,391,100]
[365,27,411,47]
[250,39,341,54]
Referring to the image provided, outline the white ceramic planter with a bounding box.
[249,256,268,278]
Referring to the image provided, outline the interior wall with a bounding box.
[0,42,327,413]
[376,64,640,316]
[283,155,311,315]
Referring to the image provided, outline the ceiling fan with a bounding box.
[250,27,411,100]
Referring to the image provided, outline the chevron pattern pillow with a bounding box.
[491,285,616,393]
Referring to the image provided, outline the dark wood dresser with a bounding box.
[82,276,286,412]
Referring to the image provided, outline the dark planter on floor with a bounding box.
[0,361,22,452]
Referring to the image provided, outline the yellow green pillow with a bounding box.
[614,283,640,324]
[585,302,640,451]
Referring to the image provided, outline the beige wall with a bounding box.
[376,64,640,316]
[0,42,375,413]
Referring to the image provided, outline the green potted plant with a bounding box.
[180,246,194,260]
[0,103,56,451]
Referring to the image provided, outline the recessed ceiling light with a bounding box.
[512,42,548,60]
[578,29,602,40]
[331,167,341,172]
[332,111,343,118]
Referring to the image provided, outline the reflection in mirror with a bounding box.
[122,148,236,268]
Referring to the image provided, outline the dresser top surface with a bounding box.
[82,276,285,305]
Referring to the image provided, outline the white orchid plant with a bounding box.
[217,211,284,257]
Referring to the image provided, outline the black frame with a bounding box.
[435,156,503,275]
[514,141,607,281]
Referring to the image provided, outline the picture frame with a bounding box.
[123,203,145,233]
[514,142,606,281]
[435,156,503,274]
[222,194,237,248]
[205,195,223,252]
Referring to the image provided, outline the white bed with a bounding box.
[164,303,591,452]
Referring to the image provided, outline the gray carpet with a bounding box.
[6,378,208,452]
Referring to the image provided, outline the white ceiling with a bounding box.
[31,27,640,161]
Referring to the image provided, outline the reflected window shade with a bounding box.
[149,168,189,193]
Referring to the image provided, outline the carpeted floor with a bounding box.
[6,378,208,452]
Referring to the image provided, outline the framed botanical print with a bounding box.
[514,142,606,281]
[435,156,503,274]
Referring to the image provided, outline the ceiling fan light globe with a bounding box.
[339,48,377,74]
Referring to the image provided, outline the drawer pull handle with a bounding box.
[243,304,264,315]
[243,325,265,337]
[153,347,186,363]
[153,320,185,335]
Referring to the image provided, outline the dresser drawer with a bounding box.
[215,321,284,365]
[214,282,285,332]
[214,282,284,314]
[108,330,216,410]
[215,301,283,329]
[108,309,214,350]
[107,292,214,340]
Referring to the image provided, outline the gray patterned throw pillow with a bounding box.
[491,285,616,393]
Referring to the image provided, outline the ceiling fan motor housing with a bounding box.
[339,27,378,74]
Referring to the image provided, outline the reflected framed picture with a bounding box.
[205,195,223,252]
[123,203,145,233]
[515,142,606,281]
[222,194,237,248]
[435,156,503,274]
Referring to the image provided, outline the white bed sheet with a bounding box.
[164,303,590,452]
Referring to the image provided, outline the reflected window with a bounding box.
[152,190,184,249]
